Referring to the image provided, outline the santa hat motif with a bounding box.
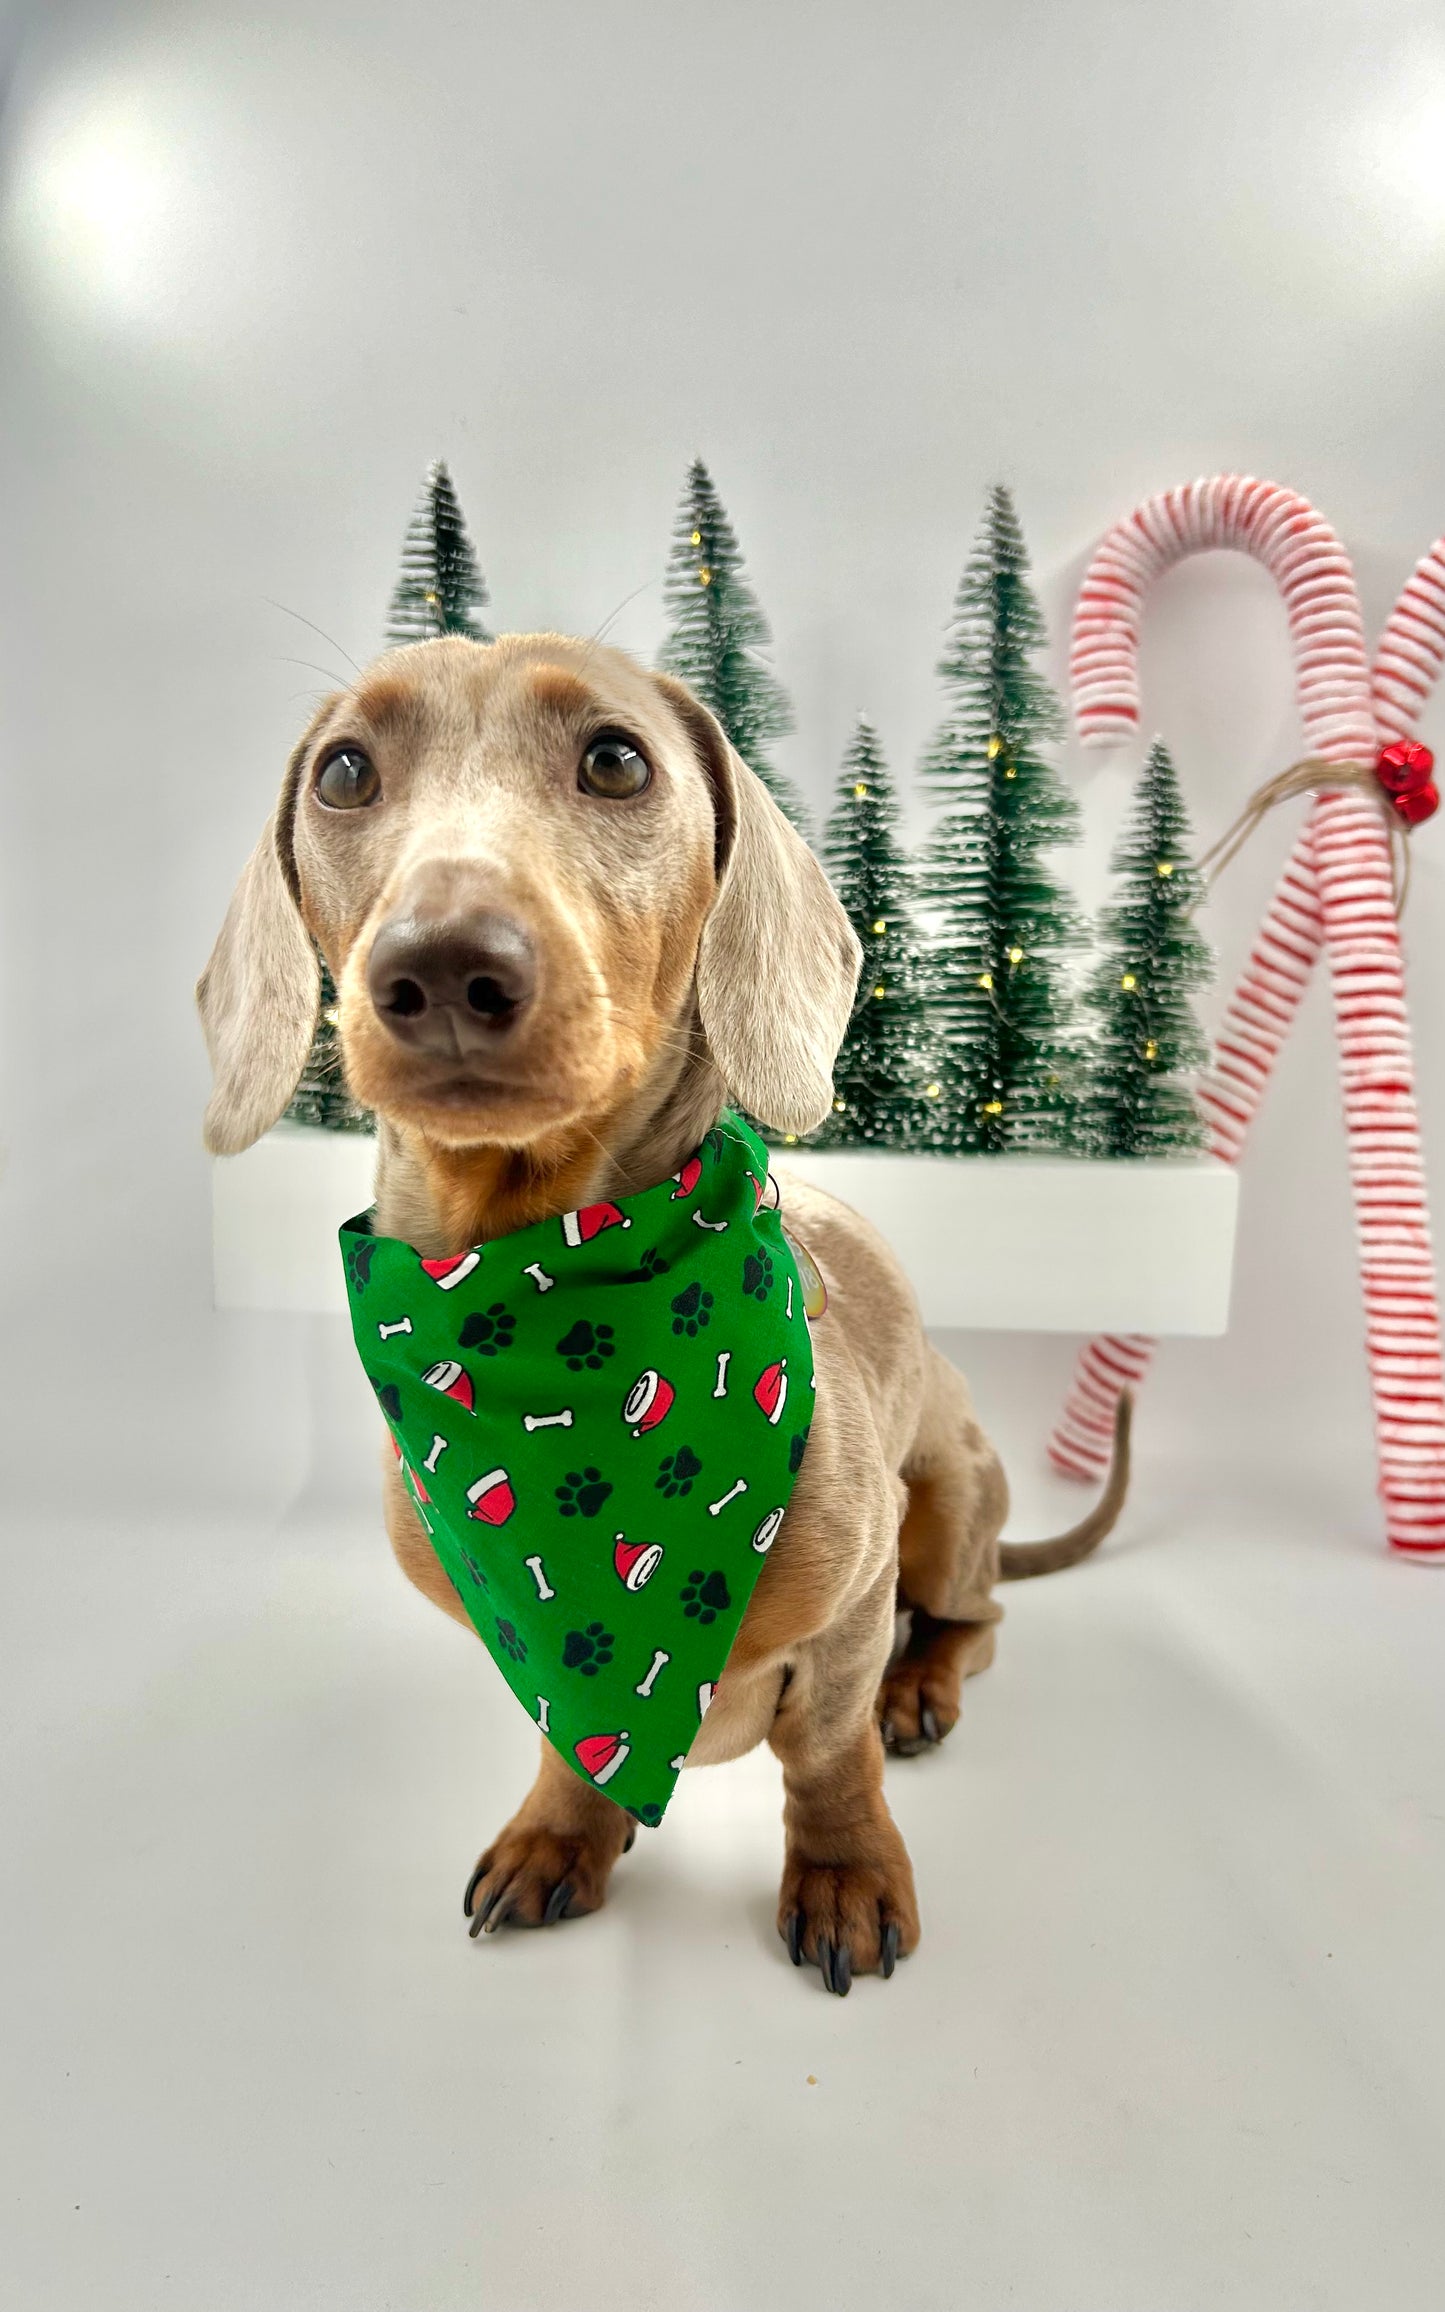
[621,1367,675,1436]
[753,1358,788,1426]
[613,1534,665,1592]
[418,1250,482,1290]
[420,1359,475,1414]
[671,1155,703,1200]
[574,1729,630,1785]
[560,1202,632,1248]
[466,1468,516,1526]
[752,1506,785,1555]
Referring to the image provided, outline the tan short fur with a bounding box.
[198,634,1128,1994]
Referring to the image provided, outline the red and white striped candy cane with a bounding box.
[1047,478,1445,1560]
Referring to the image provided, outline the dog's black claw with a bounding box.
[462,1861,487,1919]
[920,1705,940,1746]
[829,1943,853,1997]
[815,1934,834,1990]
[469,1879,509,1937]
[880,1920,900,1979]
[784,1909,805,1966]
[623,1827,637,1854]
[880,1718,896,1751]
[543,1879,573,1926]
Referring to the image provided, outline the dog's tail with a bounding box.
[996,1392,1132,1582]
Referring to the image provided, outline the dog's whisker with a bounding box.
[273,654,356,688]
[263,598,365,677]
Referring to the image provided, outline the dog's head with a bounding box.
[197,634,860,1157]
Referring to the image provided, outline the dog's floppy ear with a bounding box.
[196,714,333,1155]
[655,675,861,1135]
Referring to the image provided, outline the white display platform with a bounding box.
[211,1124,1238,1335]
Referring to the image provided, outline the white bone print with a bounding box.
[523,1262,555,1293]
[713,1352,731,1398]
[536,1696,551,1734]
[523,1554,555,1601]
[785,1276,794,1319]
[422,1434,448,1474]
[635,1648,670,1698]
[523,1409,574,1431]
[377,1317,413,1340]
[708,1478,747,1516]
[697,1682,714,1717]
[692,1211,727,1233]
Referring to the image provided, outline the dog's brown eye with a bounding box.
[579,734,650,800]
[316,745,381,810]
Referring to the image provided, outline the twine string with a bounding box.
[1197,756,1411,914]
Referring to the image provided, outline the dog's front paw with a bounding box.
[878,1618,997,1755]
[777,1835,919,1995]
[463,1811,632,1937]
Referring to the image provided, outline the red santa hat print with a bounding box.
[561,1202,632,1248]
[671,1155,703,1200]
[466,1468,516,1526]
[418,1250,482,1290]
[613,1534,665,1592]
[420,1360,475,1414]
[574,1729,630,1786]
[753,1358,788,1426]
[621,1367,675,1437]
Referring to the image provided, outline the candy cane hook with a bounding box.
[1048,478,1445,1559]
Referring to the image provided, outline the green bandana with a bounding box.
[339,1113,818,1826]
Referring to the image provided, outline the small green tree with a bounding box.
[285,958,373,1133]
[386,459,492,646]
[816,718,932,1147]
[915,485,1087,1153]
[658,457,807,830]
[287,458,493,1133]
[1084,739,1212,1154]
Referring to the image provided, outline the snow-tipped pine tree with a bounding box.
[815,718,931,1147]
[1083,739,1212,1154]
[916,486,1087,1153]
[385,460,492,646]
[284,959,373,1133]
[658,458,807,830]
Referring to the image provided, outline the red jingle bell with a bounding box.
[1394,779,1440,827]
[1375,738,1435,800]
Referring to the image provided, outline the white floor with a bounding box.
[6,1432,1445,2311]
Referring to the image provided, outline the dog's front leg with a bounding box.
[463,1739,634,1935]
[769,1568,920,1995]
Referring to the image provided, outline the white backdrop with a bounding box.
[3,0,1445,1535]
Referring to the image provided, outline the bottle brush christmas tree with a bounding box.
[815,717,932,1147]
[658,457,808,830]
[286,458,493,1132]
[1084,738,1212,1154]
[284,960,373,1133]
[916,484,1086,1153]
[385,459,492,646]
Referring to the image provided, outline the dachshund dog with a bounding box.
[198,634,1129,1995]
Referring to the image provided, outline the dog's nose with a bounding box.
[366,911,537,1054]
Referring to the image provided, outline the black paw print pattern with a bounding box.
[495,1617,527,1663]
[555,1467,614,1519]
[458,1303,516,1356]
[373,1381,403,1423]
[681,1569,731,1625]
[742,1250,774,1302]
[562,1622,615,1676]
[557,1319,615,1371]
[670,1281,715,1336]
[656,1445,703,1498]
[789,1428,811,1475]
[345,1238,376,1291]
[622,1245,670,1283]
